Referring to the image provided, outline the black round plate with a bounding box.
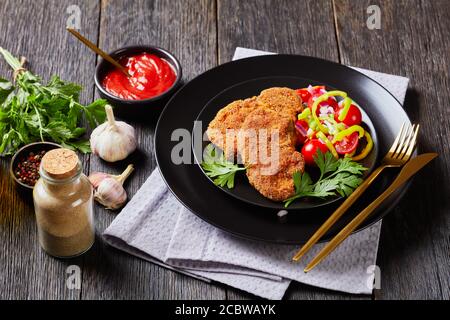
[193,76,379,210]
[155,55,412,244]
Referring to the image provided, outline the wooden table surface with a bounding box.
[0,0,448,300]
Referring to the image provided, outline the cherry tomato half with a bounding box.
[295,120,309,145]
[334,132,359,155]
[301,139,329,166]
[296,86,326,105]
[308,95,339,116]
[310,85,325,95]
[335,104,362,126]
[295,89,311,103]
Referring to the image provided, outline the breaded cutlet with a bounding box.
[257,87,302,119]
[206,97,258,159]
[238,107,305,201]
[206,87,302,159]
[206,87,305,202]
[246,147,305,201]
[237,108,295,164]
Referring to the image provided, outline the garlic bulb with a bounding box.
[95,178,127,210]
[89,164,134,210]
[90,105,137,162]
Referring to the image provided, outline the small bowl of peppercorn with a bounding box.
[10,142,62,192]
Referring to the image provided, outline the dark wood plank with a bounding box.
[80,0,225,299]
[335,0,450,300]
[226,282,372,300]
[288,283,372,300]
[0,0,100,299]
[2,0,446,301]
[218,0,369,300]
[218,0,339,61]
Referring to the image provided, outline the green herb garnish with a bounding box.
[284,150,367,207]
[0,48,107,155]
[200,144,246,189]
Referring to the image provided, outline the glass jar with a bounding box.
[33,148,94,258]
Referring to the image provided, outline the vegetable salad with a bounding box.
[295,85,373,165]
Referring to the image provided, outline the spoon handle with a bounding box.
[67,28,130,77]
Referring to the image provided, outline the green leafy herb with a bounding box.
[200,144,246,189]
[284,150,367,207]
[0,47,107,155]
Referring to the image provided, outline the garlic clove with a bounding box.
[94,177,127,210]
[88,172,111,188]
[90,164,134,210]
[89,164,134,188]
[90,105,137,162]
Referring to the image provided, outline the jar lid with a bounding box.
[41,148,79,179]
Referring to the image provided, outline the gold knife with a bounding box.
[304,153,438,273]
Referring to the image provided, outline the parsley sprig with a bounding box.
[0,48,107,155]
[284,150,367,207]
[200,144,246,188]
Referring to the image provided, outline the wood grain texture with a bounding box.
[0,0,100,299]
[218,0,339,62]
[0,0,448,301]
[80,0,225,300]
[334,0,450,300]
[217,0,370,300]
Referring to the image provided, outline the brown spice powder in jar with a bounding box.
[33,148,94,258]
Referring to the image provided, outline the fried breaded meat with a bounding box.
[246,148,305,201]
[237,108,295,164]
[206,87,305,201]
[206,97,258,159]
[239,107,305,201]
[257,87,303,119]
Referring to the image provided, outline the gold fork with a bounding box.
[292,123,420,262]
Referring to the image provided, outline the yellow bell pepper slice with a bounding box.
[352,132,374,161]
[298,108,311,120]
[344,150,356,158]
[337,97,353,121]
[316,131,339,159]
[332,125,365,143]
[326,90,348,98]
[311,91,348,134]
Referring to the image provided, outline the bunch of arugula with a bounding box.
[201,144,246,188]
[0,47,107,155]
[284,150,367,207]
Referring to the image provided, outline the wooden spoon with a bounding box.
[67,28,130,77]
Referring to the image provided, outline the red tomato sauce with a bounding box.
[102,52,176,100]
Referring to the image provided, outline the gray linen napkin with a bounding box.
[103,47,409,299]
